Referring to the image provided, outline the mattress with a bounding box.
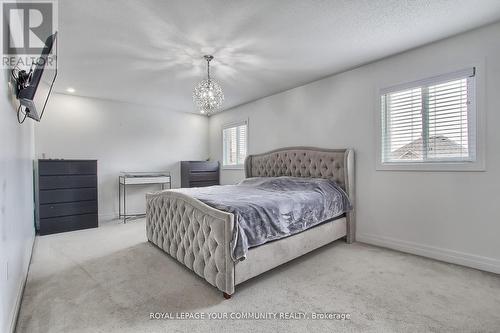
[173,176,351,261]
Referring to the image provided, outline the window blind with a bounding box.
[381,69,475,163]
[223,122,248,166]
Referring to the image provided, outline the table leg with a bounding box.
[123,183,127,224]
[118,179,121,221]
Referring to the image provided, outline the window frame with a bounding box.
[375,66,486,172]
[221,120,248,170]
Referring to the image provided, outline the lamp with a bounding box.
[193,55,224,115]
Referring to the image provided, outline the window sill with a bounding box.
[376,160,485,172]
[222,165,245,170]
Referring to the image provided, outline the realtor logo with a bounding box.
[1,0,57,68]
[2,0,57,55]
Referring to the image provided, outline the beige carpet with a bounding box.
[16,219,500,333]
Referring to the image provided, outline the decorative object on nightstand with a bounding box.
[35,159,98,235]
[118,171,171,223]
[181,161,220,188]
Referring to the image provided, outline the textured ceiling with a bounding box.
[54,0,500,113]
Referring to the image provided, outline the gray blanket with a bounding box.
[174,177,351,262]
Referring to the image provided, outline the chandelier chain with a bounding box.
[207,58,210,81]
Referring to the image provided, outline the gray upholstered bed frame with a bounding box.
[146,147,355,298]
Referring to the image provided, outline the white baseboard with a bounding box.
[8,235,35,333]
[357,233,500,274]
[98,213,145,223]
[98,213,119,223]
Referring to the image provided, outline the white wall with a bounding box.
[208,22,500,273]
[35,94,209,220]
[0,72,36,332]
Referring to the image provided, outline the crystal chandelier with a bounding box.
[193,55,224,115]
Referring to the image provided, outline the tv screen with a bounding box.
[18,32,57,121]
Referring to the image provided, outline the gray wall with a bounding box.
[35,94,209,220]
[0,71,35,332]
[208,22,500,273]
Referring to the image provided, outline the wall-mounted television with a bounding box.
[14,32,58,122]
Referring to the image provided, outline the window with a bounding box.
[222,121,247,168]
[379,68,479,169]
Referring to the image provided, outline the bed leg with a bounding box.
[223,292,232,300]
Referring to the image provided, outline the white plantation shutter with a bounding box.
[237,125,247,164]
[223,121,248,167]
[381,68,476,163]
[223,126,237,165]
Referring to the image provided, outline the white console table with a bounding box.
[118,172,171,223]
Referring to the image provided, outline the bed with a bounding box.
[146,147,355,298]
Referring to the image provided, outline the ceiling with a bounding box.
[55,0,500,113]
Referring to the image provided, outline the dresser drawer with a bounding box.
[39,175,97,190]
[189,171,218,182]
[188,161,219,172]
[39,160,97,175]
[39,201,98,219]
[39,214,98,235]
[39,188,97,204]
[189,180,219,188]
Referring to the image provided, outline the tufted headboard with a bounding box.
[244,147,353,190]
[244,146,355,242]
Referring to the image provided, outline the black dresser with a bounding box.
[180,161,220,188]
[35,159,98,235]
